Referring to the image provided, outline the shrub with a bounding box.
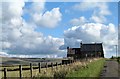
[34,71,52,79]
[53,69,68,78]
[72,64,84,71]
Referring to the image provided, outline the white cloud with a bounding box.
[73,2,111,23]
[2,1,25,24]
[0,52,9,57]
[33,8,62,28]
[2,20,64,55]
[2,42,11,49]
[98,3,111,16]
[1,1,65,58]
[73,2,98,11]
[2,1,24,42]
[31,1,45,13]
[25,1,62,28]
[0,51,63,58]
[90,3,111,23]
[90,15,106,23]
[70,16,88,26]
[82,0,114,2]
[60,23,118,57]
[1,1,118,58]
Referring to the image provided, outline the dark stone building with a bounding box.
[67,47,81,59]
[67,42,104,59]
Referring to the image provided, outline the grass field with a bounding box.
[117,57,120,63]
[1,67,49,77]
[35,58,105,78]
[110,56,120,64]
[0,58,105,78]
[0,57,62,78]
[66,58,106,77]
[0,57,62,66]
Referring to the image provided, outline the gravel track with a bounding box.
[100,60,119,78]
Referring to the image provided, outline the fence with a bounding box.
[1,58,94,78]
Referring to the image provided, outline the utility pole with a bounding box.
[115,45,118,57]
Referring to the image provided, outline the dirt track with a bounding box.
[100,60,119,78]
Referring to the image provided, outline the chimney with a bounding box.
[67,46,69,49]
[67,46,69,55]
[80,41,82,48]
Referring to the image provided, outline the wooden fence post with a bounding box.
[51,62,53,71]
[30,63,32,78]
[46,62,48,70]
[19,65,22,79]
[4,68,7,79]
[38,63,41,73]
[56,62,58,70]
[66,61,67,66]
[69,61,71,66]
[64,62,66,67]
[60,63,62,67]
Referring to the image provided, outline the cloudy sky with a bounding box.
[1,0,119,58]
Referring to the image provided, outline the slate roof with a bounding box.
[81,43,103,52]
[70,48,80,50]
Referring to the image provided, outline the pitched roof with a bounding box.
[81,43,103,52]
[70,48,80,50]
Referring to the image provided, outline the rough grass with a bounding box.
[66,58,105,77]
[110,56,120,63]
[117,57,120,64]
[35,58,102,78]
[1,67,47,77]
[0,58,105,78]
[1,64,62,77]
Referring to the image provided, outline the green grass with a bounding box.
[117,57,120,64]
[1,67,47,77]
[66,58,106,77]
[110,56,120,64]
[1,58,105,78]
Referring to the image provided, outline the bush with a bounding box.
[53,69,68,78]
[117,57,120,63]
[34,72,52,79]
[72,65,80,71]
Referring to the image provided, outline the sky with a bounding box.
[0,0,119,58]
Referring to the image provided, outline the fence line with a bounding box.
[2,58,96,78]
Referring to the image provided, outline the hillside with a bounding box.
[0,57,62,66]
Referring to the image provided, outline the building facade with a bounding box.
[67,42,104,59]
